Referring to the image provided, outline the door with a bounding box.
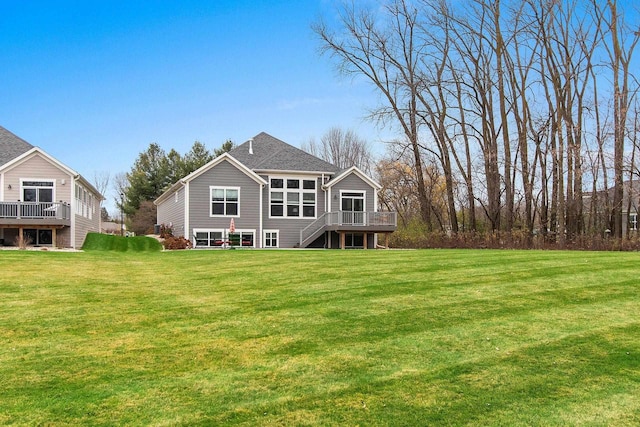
[23,229,53,246]
[341,191,365,225]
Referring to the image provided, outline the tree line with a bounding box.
[314,0,640,245]
[100,140,233,235]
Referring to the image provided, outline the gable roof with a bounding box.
[0,126,34,166]
[324,166,382,190]
[154,153,267,205]
[0,127,103,200]
[229,132,341,174]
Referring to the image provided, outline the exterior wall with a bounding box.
[262,174,325,248]
[74,193,101,248]
[157,186,186,237]
[188,160,262,246]
[0,152,98,248]
[2,153,73,203]
[329,173,376,212]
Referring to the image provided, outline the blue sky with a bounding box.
[1,1,387,206]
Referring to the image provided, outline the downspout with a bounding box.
[70,177,77,248]
[184,181,190,243]
[259,183,264,248]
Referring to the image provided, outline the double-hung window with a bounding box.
[264,230,279,248]
[269,177,316,218]
[210,187,239,217]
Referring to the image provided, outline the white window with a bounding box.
[269,177,316,219]
[630,213,638,231]
[264,230,279,248]
[22,180,54,203]
[194,229,225,247]
[210,186,239,217]
[74,184,94,219]
[193,228,255,248]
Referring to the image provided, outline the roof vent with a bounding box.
[248,138,254,155]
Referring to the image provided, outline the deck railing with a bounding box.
[0,202,71,220]
[300,211,397,246]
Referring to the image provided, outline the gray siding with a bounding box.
[189,160,262,246]
[157,186,186,237]
[330,173,376,212]
[262,175,325,248]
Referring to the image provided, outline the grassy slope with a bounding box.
[81,232,162,252]
[0,249,639,426]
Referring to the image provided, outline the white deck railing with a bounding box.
[300,211,397,246]
[0,202,71,220]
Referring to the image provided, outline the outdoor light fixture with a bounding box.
[7,184,11,190]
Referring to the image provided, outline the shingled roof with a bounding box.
[0,126,34,166]
[229,132,341,174]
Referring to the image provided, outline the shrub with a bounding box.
[159,224,173,239]
[162,236,192,250]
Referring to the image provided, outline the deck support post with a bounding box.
[363,232,368,250]
[340,231,345,249]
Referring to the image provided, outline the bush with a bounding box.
[162,236,192,250]
[159,224,173,239]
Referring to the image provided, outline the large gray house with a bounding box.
[0,126,102,248]
[154,132,396,249]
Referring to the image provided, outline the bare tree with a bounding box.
[303,127,373,174]
[594,0,640,239]
[92,171,110,203]
[313,0,433,226]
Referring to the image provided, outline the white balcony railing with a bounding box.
[0,202,71,220]
[300,211,397,246]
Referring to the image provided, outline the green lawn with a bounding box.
[1,249,639,426]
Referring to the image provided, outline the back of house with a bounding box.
[155,132,396,249]
[0,126,102,248]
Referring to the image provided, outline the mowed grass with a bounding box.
[1,249,639,426]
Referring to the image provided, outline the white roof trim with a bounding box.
[324,166,382,190]
[183,153,267,185]
[0,147,104,199]
[0,147,77,176]
[154,153,268,205]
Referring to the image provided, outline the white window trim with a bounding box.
[20,178,56,203]
[193,228,225,248]
[268,176,317,219]
[193,228,256,248]
[339,190,366,211]
[209,186,240,218]
[263,229,279,248]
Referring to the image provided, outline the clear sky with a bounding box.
[1,0,387,207]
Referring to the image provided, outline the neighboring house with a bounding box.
[584,180,640,235]
[101,221,125,235]
[0,126,103,248]
[155,132,396,249]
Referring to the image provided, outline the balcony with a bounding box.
[0,202,71,226]
[301,211,397,248]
